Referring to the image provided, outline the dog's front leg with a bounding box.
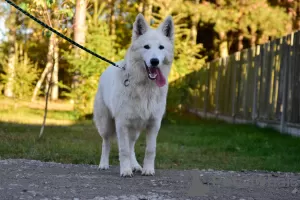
[116,124,133,177]
[142,121,161,176]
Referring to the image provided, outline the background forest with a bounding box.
[0,0,299,119]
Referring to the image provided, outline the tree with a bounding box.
[268,0,300,31]
[72,0,86,89]
[31,0,74,101]
[192,0,290,59]
[1,43,39,100]
[63,0,124,118]
[152,0,206,80]
[4,6,17,97]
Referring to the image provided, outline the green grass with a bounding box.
[0,99,300,172]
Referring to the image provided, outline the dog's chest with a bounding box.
[125,85,164,122]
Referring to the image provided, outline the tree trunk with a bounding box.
[51,36,59,100]
[219,31,228,58]
[250,32,257,47]
[109,0,116,36]
[295,3,300,30]
[4,6,17,98]
[138,0,144,14]
[237,31,244,51]
[32,34,56,102]
[191,0,200,45]
[145,0,153,23]
[72,0,87,89]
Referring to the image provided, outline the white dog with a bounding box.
[93,13,174,177]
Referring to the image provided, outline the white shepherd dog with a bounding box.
[93,13,174,177]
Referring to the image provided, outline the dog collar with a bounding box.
[122,64,130,87]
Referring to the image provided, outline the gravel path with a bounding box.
[0,159,299,200]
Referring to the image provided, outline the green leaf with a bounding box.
[58,9,74,18]
[43,30,52,38]
[19,3,28,11]
[46,0,54,8]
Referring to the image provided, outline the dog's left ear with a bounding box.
[132,13,149,41]
[158,16,174,42]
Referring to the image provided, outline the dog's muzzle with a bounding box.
[144,61,158,80]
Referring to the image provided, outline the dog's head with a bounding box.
[129,14,174,87]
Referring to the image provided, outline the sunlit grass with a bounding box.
[0,97,75,125]
[1,97,300,172]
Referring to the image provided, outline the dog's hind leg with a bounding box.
[129,132,142,172]
[99,134,110,170]
[97,117,114,170]
[94,98,114,170]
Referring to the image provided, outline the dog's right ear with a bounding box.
[132,13,149,41]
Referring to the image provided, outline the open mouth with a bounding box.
[144,61,166,87]
[144,61,158,80]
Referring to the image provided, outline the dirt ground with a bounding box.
[0,159,299,200]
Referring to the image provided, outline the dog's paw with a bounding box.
[98,164,109,170]
[141,167,155,176]
[131,164,142,172]
[120,168,133,177]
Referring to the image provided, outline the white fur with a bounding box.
[93,14,174,177]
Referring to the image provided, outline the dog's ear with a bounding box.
[158,16,174,42]
[132,13,149,41]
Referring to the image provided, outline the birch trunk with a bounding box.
[72,0,87,89]
[219,31,229,58]
[31,34,56,102]
[4,6,17,98]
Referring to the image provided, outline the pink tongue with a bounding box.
[154,68,166,87]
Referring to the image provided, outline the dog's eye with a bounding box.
[159,45,164,50]
[144,45,150,49]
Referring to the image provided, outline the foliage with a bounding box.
[0,43,40,100]
[62,1,125,119]
[0,0,298,118]
[150,0,206,110]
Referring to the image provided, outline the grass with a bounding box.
[1,97,300,172]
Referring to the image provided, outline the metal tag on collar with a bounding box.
[124,72,129,87]
[124,79,129,87]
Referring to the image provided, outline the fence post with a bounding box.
[280,36,289,133]
[252,46,260,123]
[215,58,223,118]
[231,52,239,123]
[292,31,300,123]
[204,63,210,117]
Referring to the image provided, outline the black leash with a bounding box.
[4,0,125,70]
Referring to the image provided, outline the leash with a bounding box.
[4,0,125,70]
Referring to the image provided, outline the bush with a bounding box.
[0,43,40,100]
[62,1,124,119]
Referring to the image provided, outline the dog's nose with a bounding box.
[150,58,159,67]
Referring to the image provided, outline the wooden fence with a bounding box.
[184,30,300,136]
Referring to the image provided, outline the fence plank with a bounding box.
[290,32,300,123]
[287,33,294,122]
[252,45,260,122]
[264,42,274,119]
[295,31,300,123]
[241,49,249,118]
[224,56,231,115]
[280,36,289,132]
[204,63,210,117]
[247,47,255,119]
[276,38,285,119]
[270,39,280,120]
[215,59,223,117]
[209,60,218,112]
[231,52,239,122]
